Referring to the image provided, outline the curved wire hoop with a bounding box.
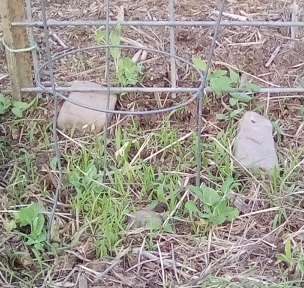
[35,45,204,115]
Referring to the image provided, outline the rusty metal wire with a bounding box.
[196,0,226,186]
[39,0,63,240]
[12,19,304,28]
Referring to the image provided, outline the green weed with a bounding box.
[272,119,283,143]
[276,238,304,279]
[66,153,128,257]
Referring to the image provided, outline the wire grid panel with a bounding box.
[15,0,304,95]
[11,0,304,228]
[18,0,304,164]
[14,1,304,152]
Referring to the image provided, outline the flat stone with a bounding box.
[235,111,278,171]
[57,81,117,133]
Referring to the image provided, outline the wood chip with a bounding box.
[117,5,124,21]
[132,49,142,63]
[290,0,299,48]
[265,46,281,68]
[52,33,68,49]
[213,11,247,21]
[141,50,148,61]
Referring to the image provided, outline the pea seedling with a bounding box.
[95,23,143,86]
[192,56,260,120]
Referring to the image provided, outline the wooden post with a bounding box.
[0,0,33,100]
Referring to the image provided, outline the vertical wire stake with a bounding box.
[26,0,39,88]
[169,0,177,99]
[40,0,63,241]
[196,0,226,187]
[102,0,111,182]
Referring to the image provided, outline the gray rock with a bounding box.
[235,111,278,170]
[127,209,163,229]
[57,81,117,133]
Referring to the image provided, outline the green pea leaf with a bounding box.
[229,68,240,83]
[229,108,244,118]
[225,208,239,221]
[192,57,207,71]
[14,203,43,227]
[13,101,29,110]
[212,70,228,78]
[68,171,81,188]
[0,94,12,112]
[188,185,204,200]
[201,186,221,206]
[229,97,238,106]
[185,200,207,217]
[246,82,260,92]
[11,108,23,118]
[0,104,6,115]
[210,76,233,96]
[230,92,252,103]
[31,214,45,238]
[110,29,121,46]
[216,113,228,120]
[210,214,226,225]
[110,47,121,60]
[4,220,17,232]
[95,29,106,44]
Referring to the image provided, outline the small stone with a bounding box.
[57,81,117,133]
[127,209,163,229]
[235,111,278,171]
